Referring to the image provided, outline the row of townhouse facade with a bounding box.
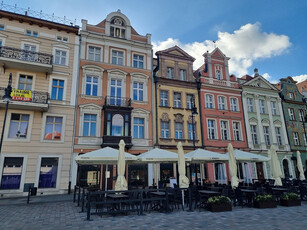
[0,8,306,197]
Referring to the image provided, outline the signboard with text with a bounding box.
[11,89,32,102]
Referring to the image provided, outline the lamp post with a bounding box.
[190,95,198,185]
[0,73,12,153]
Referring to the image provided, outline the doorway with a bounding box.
[256,162,264,181]
[283,159,290,178]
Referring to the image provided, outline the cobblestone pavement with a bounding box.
[0,195,306,230]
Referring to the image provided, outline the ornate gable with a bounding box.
[156,45,195,62]
[244,75,278,91]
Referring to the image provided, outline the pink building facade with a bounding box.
[196,48,249,183]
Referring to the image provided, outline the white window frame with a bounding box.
[250,124,258,145]
[271,101,278,115]
[288,108,295,121]
[186,94,193,109]
[175,122,183,139]
[188,122,196,140]
[220,120,229,140]
[34,154,62,190]
[179,69,187,81]
[49,76,67,102]
[230,97,239,112]
[167,67,174,79]
[132,53,144,69]
[161,121,170,139]
[263,126,271,145]
[82,114,98,137]
[130,73,149,103]
[87,45,102,62]
[259,99,266,114]
[160,90,169,107]
[173,92,182,108]
[53,46,69,66]
[304,133,307,146]
[205,94,214,109]
[82,66,104,98]
[40,113,66,143]
[15,72,36,91]
[293,132,299,145]
[214,163,227,184]
[4,110,34,143]
[0,154,28,192]
[111,49,124,66]
[232,121,242,141]
[247,98,254,112]
[275,127,283,146]
[218,96,227,110]
[107,69,127,99]
[207,119,217,140]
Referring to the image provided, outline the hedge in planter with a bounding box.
[208,196,232,212]
[280,193,301,207]
[254,194,277,209]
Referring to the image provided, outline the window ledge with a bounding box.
[132,100,148,105]
[4,138,30,142]
[53,64,69,68]
[159,138,172,141]
[172,107,184,110]
[175,138,187,141]
[41,139,64,143]
[81,94,103,100]
[159,106,171,108]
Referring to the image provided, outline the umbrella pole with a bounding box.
[182,189,184,208]
[105,164,108,197]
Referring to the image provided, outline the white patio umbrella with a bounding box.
[269,145,282,186]
[137,148,181,163]
[177,142,189,188]
[296,151,306,181]
[228,143,239,189]
[230,150,270,162]
[115,140,128,191]
[185,148,228,162]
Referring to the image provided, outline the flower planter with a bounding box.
[208,203,232,212]
[280,199,301,207]
[254,200,277,209]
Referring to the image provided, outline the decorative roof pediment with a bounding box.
[156,45,195,62]
[79,103,102,110]
[273,120,282,125]
[249,117,258,123]
[132,108,150,114]
[261,118,270,124]
[243,75,278,91]
[211,47,227,59]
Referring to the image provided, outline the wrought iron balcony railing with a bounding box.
[104,96,131,107]
[0,46,53,65]
[0,87,49,104]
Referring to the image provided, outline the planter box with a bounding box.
[254,200,277,209]
[208,203,232,212]
[280,199,301,207]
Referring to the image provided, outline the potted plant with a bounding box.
[280,193,301,207]
[208,196,232,212]
[254,194,277,209]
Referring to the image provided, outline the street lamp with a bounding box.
[0,73,12,153]
[190,95,198,185]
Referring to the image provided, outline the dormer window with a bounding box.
[110,17,126,39]
[215,65,223,80]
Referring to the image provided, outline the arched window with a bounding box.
[110,17,126,38]
[112,114,124,136]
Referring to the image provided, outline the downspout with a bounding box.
[196,72,204,148]
[69,33,82,193]
[153,54,160,146]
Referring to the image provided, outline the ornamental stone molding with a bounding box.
[161,113,170,122]
[174,113,184,123]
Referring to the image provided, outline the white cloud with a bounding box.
[293,74,307,83]
[152,23,291,77]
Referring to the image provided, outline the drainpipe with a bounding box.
[153,54,160,146]
[196,71,204,148]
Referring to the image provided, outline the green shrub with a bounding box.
[281,192,300,201]
[208,196,231,204]
[254,194,275,202]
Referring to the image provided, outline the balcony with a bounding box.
[0,46,53,73]
[0,87,49,111]
[101,136,133,149]
[104,96,131,107]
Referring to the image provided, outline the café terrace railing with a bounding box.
[0,46,53,65]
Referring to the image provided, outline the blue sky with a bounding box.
[4,0,307,83]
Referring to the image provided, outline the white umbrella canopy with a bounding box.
[227,149,270,162]
[177,142,189,188]
[185,148,228,162]
[296,151,306,181]
[115,140,128,191]
[75,146,137,165]
[269,145,283,186]
[137,148,186,163]
[228,143,239,189]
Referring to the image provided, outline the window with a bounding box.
[56,36,68,42]
[0,40,2,46]
[271,101,277,115]
[167,67,174,79]
[133,82,143,101]
[160,90,168,107]
[23,44,36,52]
[38,158,58,188]
[161,121,169,138]
[288,108,295,120]
[275,127,282,146]
[289,92,294,99]
[186,94,193,109]
[259,99,265,114]
[233,122,241,141]
[299,109,305,122]
[188,123,196,140]
[133,54,144,69]
[173,92,182,108]
[250,125,258,145]
[218,96,226,110]
[208,120,216,139]
[18,75,33,91]
[293,132,299,145]
[0,24,4,30]
[214,163,227,183]
[8,113,29,138]
[206,94,214,109]
[215,65,223,80]
[26,30,38,37]
[220,120,229,140]
[51,79,64,100]
[247,98,254,112]
[133,118,144,139]
[54,49,67,66]
[23,44,37,61]
[106,113,129,137]
[110,17,126,38]
[175,122,183,139]
[230,98,238,112]
[85,76,98,96]
[263,126,270,145]
[44,116,63,140]
[88,46,101,62]
[179,69,186,81]
[83,114,97,136]
[110,79,122,105]
[111,50,124,65]
[0,157,23,189]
